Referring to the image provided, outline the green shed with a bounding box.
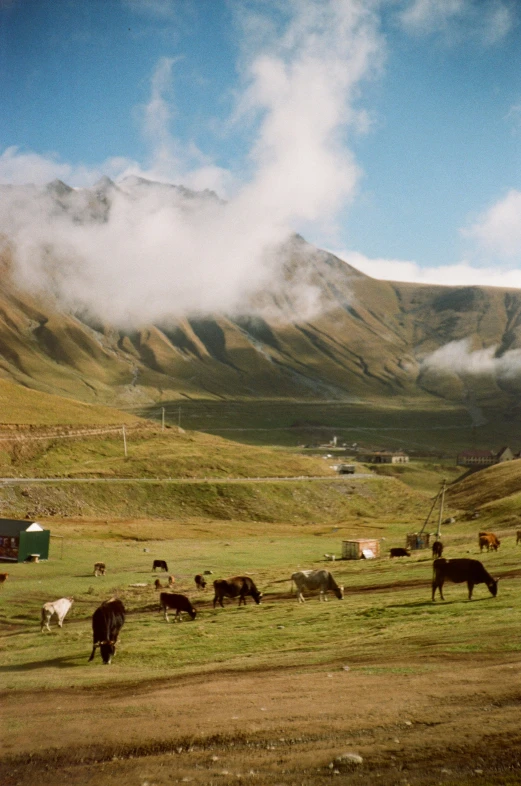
[0,519,50,563]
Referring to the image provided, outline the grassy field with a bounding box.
[3,423,521,784]
[2,515,520,692]
[0,378,143,426]
[136,398,521,455]
[0,425,339,479]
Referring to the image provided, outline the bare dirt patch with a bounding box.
[3,654,521,785]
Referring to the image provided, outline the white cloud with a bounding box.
[463,189,521,260]
[1,0,384,326]
[421,338,521,378]
[400,0,466,33]
[0,147,73,186]
[399,0,514,43]
[335,249,521,289]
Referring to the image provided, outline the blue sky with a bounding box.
[2,0,521,291]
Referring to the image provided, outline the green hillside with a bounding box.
[3,238,521,418]
[0,378,141,426]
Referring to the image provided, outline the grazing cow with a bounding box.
[152,559,168,572]
[213,576,263,608]
[154,578,165,590]
[432,558,498,601]
[0,572,8,587]
[93,561,106,576]
[517,530,521,545]
[194,574,207,590]
[291,569,344,603]
[478,532,500,552]
[432,541,444,559]
[88,598,126,664]
[41,597,73,633]
[389,547,411,558]
[159,592,197,622]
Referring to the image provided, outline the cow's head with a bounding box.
[253,591,263,605]
[100,640,117,664]
[489,578,499,597]
[335,585,344,600]
[188,607,197,620]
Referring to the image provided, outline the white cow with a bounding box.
[40,597,74,632]
[291,570,344,603]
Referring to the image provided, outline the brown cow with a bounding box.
[154,578,165,590]
[194,574,207,590]
[432,558,498,601]
[0,572,8,587]
[160,592,197,622]
[432,541,444,559]
[213,576,262,608]
[479,532,500,552]
[516,530,521,545]
[390,547,410,558]
[93,562,106,576]
[167,574,175,587]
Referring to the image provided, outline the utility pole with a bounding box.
[122,425,128,458]
[436,479,446,541]
[161,407,165,432]
[178,407,181,428]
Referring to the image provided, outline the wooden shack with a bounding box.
[406,532,430,551]
[0,519,50,563]
[342,538,380,560]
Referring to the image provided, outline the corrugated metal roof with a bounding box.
[0,518,43,536]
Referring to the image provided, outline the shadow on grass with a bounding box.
[0,654,85,671]
[387,596,492,609]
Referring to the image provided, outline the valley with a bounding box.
[2,179,521,784]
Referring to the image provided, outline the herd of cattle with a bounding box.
[1,528,510,664]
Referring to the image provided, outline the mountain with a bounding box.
[1,178,521,420]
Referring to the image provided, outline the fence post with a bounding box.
[122,425,128,458]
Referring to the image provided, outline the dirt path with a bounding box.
[2,654,521,785]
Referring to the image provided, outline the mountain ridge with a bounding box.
[1,177,521,417]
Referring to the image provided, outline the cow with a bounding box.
[41,597,74,633]
[291,569,344,603]
[213,576,262,608]
[152,559,168,572]
[159,592,197,622]
[167,574,175,587]
[432,541,444,559]
[88,598,126,664]
[517,530,521,545]
[194,574,207,590]
[154,578,166,590]
[389,547,411,558]
[0,572,8,587]
[478,532,500,552]
[93,562,106,576]
[432,558,498,601]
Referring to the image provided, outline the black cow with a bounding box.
[159,592,197,622]
[194,574,207,590]
[152,559,168,572]
[432,541,444,559]
[432,558,499,601]
[88,598,126,664]
[390,547,411,558]
[213,576,262,608]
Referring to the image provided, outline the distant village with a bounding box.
[312,435,520,470]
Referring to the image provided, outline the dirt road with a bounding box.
[2,653,521,785]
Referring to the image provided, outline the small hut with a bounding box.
[342,538,380,560]
[406,531,430,551]
[0,519,50,562]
